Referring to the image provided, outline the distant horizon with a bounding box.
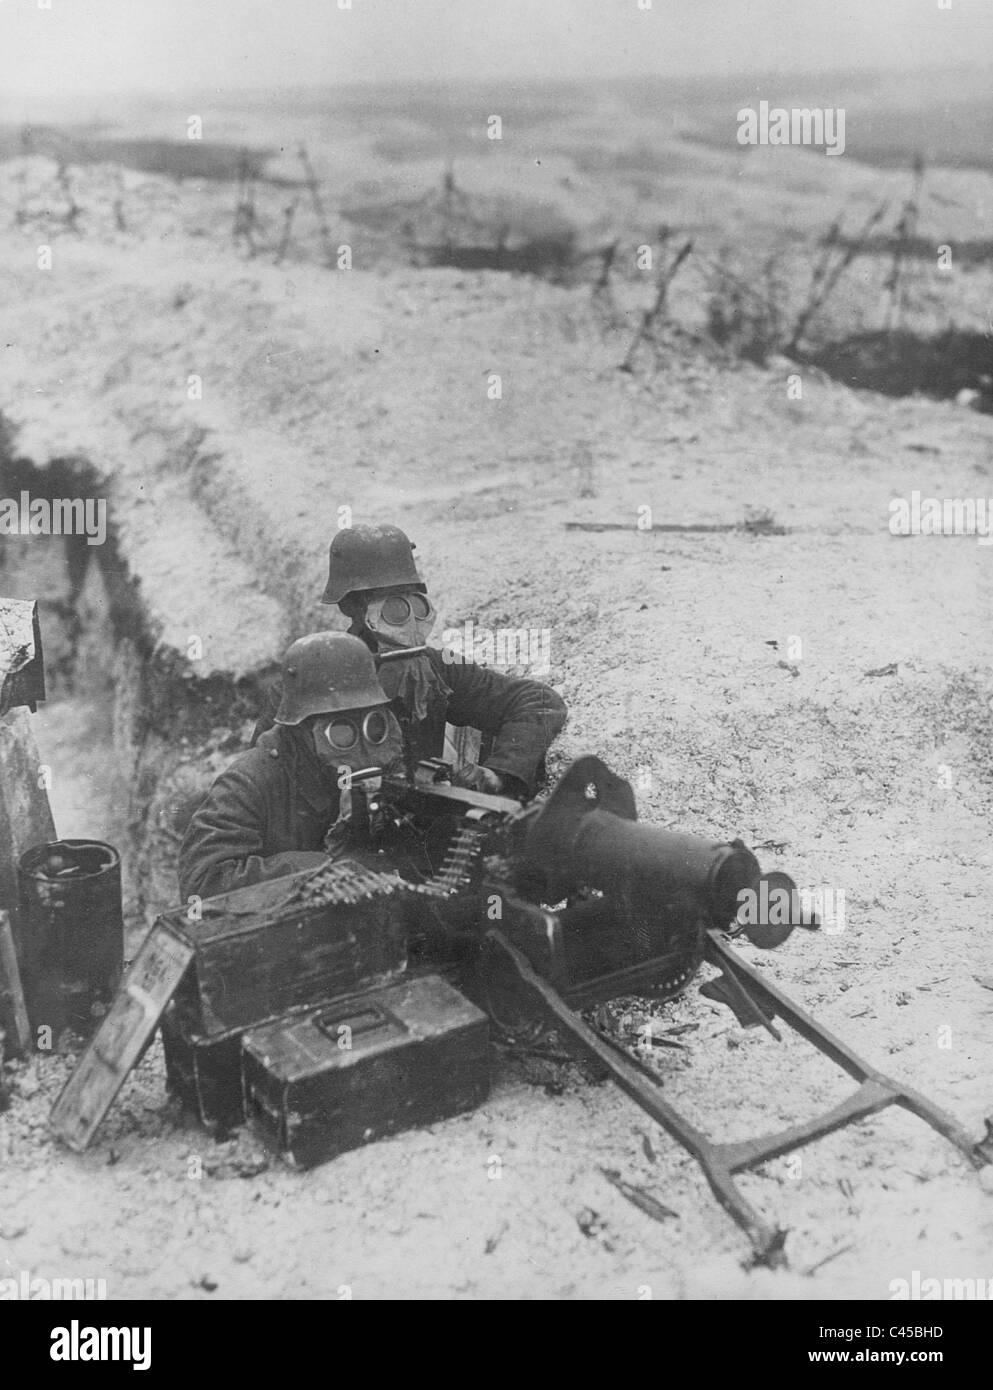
[2,58,989,112]
[3,54,990,181]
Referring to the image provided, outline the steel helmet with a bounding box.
[274,632,389,725]
[321,524,426,605]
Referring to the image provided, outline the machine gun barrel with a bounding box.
[557,811,759,932]
[522,755,762,932]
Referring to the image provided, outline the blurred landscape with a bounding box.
[2,65,991,399]
[6,64,993,170]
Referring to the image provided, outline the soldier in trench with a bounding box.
[179,632,405,901]
[252,523,566,798]
[179,618,566,903]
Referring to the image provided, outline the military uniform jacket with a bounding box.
[179,726,338,904]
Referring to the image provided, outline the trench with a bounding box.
[807,328,993,402]
[2,125,282,185]
[0,438,268,946]
[414,232,583,282]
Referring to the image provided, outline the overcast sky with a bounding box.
[0,0,988,96]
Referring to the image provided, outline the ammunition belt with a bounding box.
[289,860,404,907]
[409,822,488,899]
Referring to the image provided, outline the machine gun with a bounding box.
[323,754,993,1267]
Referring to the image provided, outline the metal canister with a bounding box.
[16,839,124,1039]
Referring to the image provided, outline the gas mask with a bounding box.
[364,590,436,651]
[309,706,404,783]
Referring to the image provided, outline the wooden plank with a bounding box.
[444,722,481,772]
[564,520,737,534]
[49,924,193,1152]
[0,597,46,717]
[0,908,31,1057]
[0,706,57,947]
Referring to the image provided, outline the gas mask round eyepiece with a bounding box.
[364,590,435,650]
[310,706,402,774]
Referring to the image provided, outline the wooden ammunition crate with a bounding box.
[159,868,408,1039]
[242,975,489,1169]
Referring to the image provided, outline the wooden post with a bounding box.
[0,708,57,948]
[298,143,334,266]
[620,238,693,372]
[444,723,481,771]
[0,909,31,1057]
[0,599,55,946]
[0,596,46,716]
[0,600,56,1033]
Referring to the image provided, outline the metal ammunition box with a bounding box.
[160,992,368,1130]
[242,975,489,1169]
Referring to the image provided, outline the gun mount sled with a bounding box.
[339,754,993,1268]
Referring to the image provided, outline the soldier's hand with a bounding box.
[451,764,506,795]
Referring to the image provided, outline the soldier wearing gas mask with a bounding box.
[179,632,404,902]
[253,524,566,799]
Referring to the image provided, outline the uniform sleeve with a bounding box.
[437,654,567,796]
[178,763,324,903]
